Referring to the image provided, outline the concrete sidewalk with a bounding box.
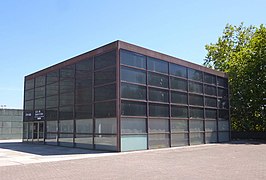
[0,140,266,180]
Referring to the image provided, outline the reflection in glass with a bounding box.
[147,57,168,74]
[149,88,169,102]
[121,66,146,84]
[170,77,187,91]
[121,83,146,100]
[121,101,146,116]
[120,49,146,69]
[169,63,187,78]
[149,103,169,117]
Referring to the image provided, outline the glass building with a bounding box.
[23,41,230,152]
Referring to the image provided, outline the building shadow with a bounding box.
[227,139,266,145]
[0,141,111,156]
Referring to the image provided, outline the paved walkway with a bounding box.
[0,140,266,180]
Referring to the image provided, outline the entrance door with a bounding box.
[32,121,44,143]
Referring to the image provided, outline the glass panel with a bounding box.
[121,118,146,134]
[171,133,189,147]
[147,57,168,74]
[217,77,228,88]
[75,134,93,148]
[46,82,58,96]
[121,101,146,116]
[76,88,92,104]
[47,70,59,84]
[190,108,204,119]
[149,88,169,102]
[23,123,28,140]
[121,83,146,100]
[59,106,73,120]
[76,119,93,133]
[95,118,117,134]
[35,86,45,98]
[169,63,187,78]
[205,132,217,143]
[149,103,169,117]
[218,132,229,142]
[205,109,217,119]
[189,82,203,94]
[46,95,58,108]
[60,65,75,78]
[25,79,34,90]
[120,49,146,69]
[46,133,57,145]
[218,88,228,97]
[204,73,216,85]
[60,92,74,106]
[189,95,203,106]
[171,106,188,118]
[46,121,57,132]
[59,133,73,147]
[25,89,34,100]
[25,100,34,110]
[60,79,74,93]
[205,121,217,131]
[34,98,45,110]
[170,77,187,91]
[188,69,203,82]
[205,97,217,107]
[59,120,73,133]
[171,91,188,104]
[95,101,116,118]
[190,132,204,145]
[76,58,93,71]
[35,76,45,87]
[75,78,92,89]
[148,72,168,88]
[149,134,170,149]
[46,108,57,120]
[218,98,229,109]
[94,67,116,85]
[218,121,229,131]
[204,85,216,96]
[121,135,147,151]
[94,50,116,70]
[149,119,169,133]
[218,110,229,120]
[75,105,92,119]
[190,120,203,131]
[95,84,116,101]
[95,135,117,151]
[121,66,146,84]
[171,120,188,132]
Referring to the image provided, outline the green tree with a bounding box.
[204,23,266,132]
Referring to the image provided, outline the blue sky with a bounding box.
[0,0,265,109]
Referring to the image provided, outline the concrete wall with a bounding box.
[0,109,23,139]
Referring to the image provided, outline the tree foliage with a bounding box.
[204,23,266,131]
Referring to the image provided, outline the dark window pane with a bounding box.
[25,89,34,100]
[171,91,188,104]
[59,106,73,120]
[204,73,216,85]
[95,101,116,118]
[218,98,229,109]
[149,88,169,102]
[60,92,74,106]
[95,84,116,101]
[206,109,217,119]
[60,65,75,78]
[190,108,204,119]
[217,77,228,88]
[121,66,146,84]
[189,95,203,106]
[218,88,228,97]
[46,82,58,96]
[121,83,146,100]
[95,50,116,70]
[190,120,204,131]
[47,70,59,84]
[120,49,146,69]
[170,77,187,91]
[35,76,45,87]
[189,82,203,94]
[147,57,168,74]
[35,86,45,98]
[46,95,58,108]
[218,110,229,120]
[205,97,217,107]
[204,85,216,96]
[75,104,92,119]
[25,100,34,110]
[121,118,146,134]
[25,79,34,90]
[75,78,92,90]
[169,63,187,78]
[171,106,188,118]
[75,88,92,104]
[76,58,93,71]
[188,69,203,82]
[149,119,169,133]
[60,79,74,93]
[148,72,168,88]
[149,103,169,117]
[76,70,92,80]
[121,101,146,116]
[95,67,116,85]
[46,108,58,121]
[34,98,45,110]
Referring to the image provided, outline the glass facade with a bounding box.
[23,41,230,152]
